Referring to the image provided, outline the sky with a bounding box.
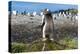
[8,1,78,13]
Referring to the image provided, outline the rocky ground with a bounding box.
[9,14,78,53]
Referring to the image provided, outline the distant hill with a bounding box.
[53,9,78,15]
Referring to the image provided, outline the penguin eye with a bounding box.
[47,9,49,11]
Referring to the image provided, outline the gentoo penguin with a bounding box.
[41,8,54,41]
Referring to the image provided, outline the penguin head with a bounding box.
[43,8,51,15]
